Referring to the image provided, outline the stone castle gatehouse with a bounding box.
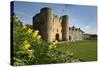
[33,7,84,42]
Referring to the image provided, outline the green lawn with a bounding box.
[57,40,97,61]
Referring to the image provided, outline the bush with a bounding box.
[12,15,80,66]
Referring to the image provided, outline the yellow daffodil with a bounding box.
[37,35,41,40]
[34,30,39,33]
[49,45,53,49]
[53,44,57,48]
[23,40,28,44]
[23,43,31,49]
[49,44,57,50]
[22,40,31,49]
[52,42,56,45]
[27,28,33,33]
[48,40,58,49]
[32,30,39,38]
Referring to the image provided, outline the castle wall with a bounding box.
[52,16,62,41]
[33,7,84,42]
[69,27,84,41]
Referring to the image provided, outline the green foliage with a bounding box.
[12,15,79,66]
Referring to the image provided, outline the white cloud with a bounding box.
[82,25,97,34]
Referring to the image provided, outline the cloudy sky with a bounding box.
[13,1,97,34]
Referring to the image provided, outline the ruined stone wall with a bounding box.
[33,7,84,42]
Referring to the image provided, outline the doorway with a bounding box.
[69,35,72,41]
[56,33,59,41]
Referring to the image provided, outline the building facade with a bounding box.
[33,7,84,42]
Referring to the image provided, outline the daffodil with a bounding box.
[48,40,58,49]
[53,44,57,48]
[27,28,33,33]
[49,45,53,49]
[52,42,56,45]
[23,40,28,44]
[49,44,57,50]
[52,40,58,45]
[22,40,31,49]
[37,35,41,40]
[32,30,39,38]
[23,43,31,49]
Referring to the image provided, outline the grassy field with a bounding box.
[57,40,97,61]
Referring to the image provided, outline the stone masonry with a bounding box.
[33,7,84,42]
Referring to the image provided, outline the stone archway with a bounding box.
[56,33,59,41]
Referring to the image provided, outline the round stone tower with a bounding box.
[40,7,53,42]
[61,15,69,41]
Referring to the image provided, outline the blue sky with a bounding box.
[13,1,97,34]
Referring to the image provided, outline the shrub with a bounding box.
[12,15,80,66]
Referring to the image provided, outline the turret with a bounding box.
[40,7,53,42]
[61,15,69,41]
